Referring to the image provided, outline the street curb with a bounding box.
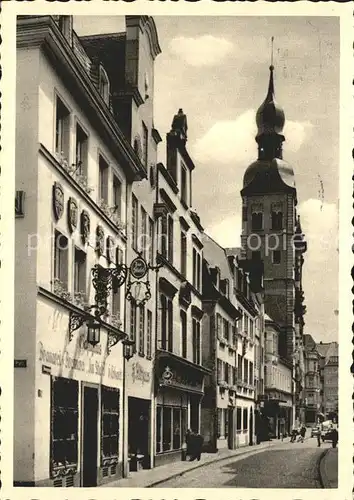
[146,444,275,488]
[318,448,331,489]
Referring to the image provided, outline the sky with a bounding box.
[74,16,339,343]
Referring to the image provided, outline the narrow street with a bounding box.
[154,439,336,488]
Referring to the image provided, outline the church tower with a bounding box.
[241,65,298,361]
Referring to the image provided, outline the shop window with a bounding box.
[173,408,181,450]
[162,407,172,451]
[156,406,162,453]
[131,194,138,250]
[101,387,119,461]
[138,305,145,356]
[54,230,68,288]
[243,408,248,431]
[99,155,109,204]
[74,247,86,295]
[55,96,70,159]
[51,377,78,475]
[236,407,242,431]
[75,123,88,176]
[180,230,187,277]
[181,407,187,446]
[146,310,152,359]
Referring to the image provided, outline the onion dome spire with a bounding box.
[255,62,286,160]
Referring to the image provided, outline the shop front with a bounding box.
[260,392,292,439]
[125,358,154,472]
[29,297,125,487]
[154,350,210,466]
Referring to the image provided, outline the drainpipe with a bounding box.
[122,181,129,478]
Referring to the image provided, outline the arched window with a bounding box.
[271,203,283,230]
[251,203,263,231]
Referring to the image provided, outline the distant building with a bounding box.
[240,65,307,426]
[152,109,210,467]
[316,341,338,418]
[262,314,293,439]
[303,334,321,424]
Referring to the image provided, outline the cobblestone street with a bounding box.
[154,439,337,488]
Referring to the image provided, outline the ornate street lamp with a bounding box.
[122,337,135,362]
[86,317,101,347]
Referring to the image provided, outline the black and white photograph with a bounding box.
[0,2,352,498]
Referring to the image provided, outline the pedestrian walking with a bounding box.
[331,427,338,448]
[298,424,306,443]
[317,422,323,447]
[189,430,204,461]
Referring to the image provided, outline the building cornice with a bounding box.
[39,144,127,242]
[17,16,147,181]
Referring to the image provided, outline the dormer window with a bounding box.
[220,279,229,298]
[98,65,110,106]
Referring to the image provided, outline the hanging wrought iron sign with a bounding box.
[67,253,163,353]
[130,256,148,280]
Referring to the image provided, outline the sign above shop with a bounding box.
[158,362,204,395]
[130,256,148,280]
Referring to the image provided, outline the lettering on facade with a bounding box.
[132,361,150,384]
[37,342,121,381]
[159,365,203,392]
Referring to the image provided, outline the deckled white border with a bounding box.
[0,1,352,499]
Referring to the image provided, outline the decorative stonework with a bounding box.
[52,182,64,221]
[67,197,78,233]
[80,210,90,244]
[96,225,105,256]
[106,236,115,263]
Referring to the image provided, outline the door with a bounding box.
[82,386,99,487]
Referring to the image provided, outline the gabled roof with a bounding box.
[203,233,234,283]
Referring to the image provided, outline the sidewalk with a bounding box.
[320,448,338,488]
[101,438,294,488]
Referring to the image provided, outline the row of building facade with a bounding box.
[14,15,314,487]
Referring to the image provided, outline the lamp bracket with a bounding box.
[107,329,126,355]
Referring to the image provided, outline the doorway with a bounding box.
[82,385,98,487]
[128,398,150,468]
